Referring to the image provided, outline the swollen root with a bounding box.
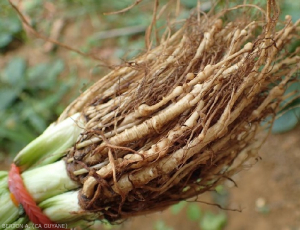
[64,3,300,222]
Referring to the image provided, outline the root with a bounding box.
[63,1,300,222]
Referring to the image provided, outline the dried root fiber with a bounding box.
[62,1,300,222]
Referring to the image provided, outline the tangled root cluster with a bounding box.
[61,1,300,222]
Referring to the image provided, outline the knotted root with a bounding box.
[64,2,300,222]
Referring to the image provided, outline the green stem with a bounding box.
[22,160,79,202]
[39,191,101,228]
[14,113,84,171]
[0,189,19,226]
[0,161,80,226]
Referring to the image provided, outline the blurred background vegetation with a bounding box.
[0,0,192,158]
[0,0,299,229]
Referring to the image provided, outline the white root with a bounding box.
[68,8,300,205]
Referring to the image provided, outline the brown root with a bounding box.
[64,1,300,222]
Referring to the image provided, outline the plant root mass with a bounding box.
[62,1,300,222]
